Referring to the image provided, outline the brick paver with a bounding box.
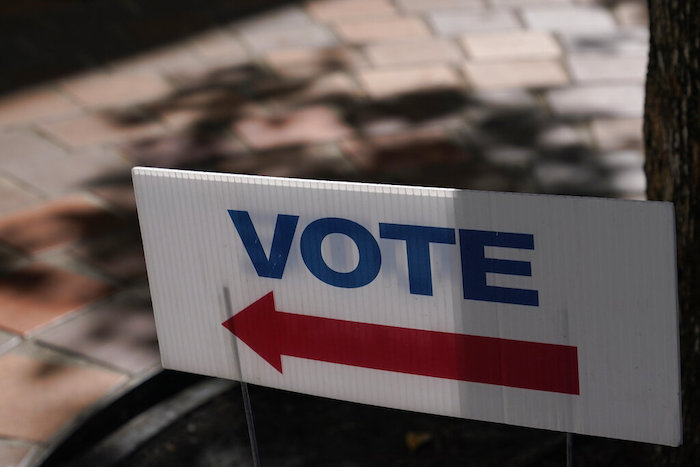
[613,1,648,26]
[547,84,644,117]
[0,330,20,355]
[110,46,203,76]
[60,72,171,109]
[307,0,397,22]
[0,351,125,441]
[396,0,484,11]
[0,263,114,335]
[38,289,159,374]
[188,30,249,66]
[265,46,368,78]
[0,130,66,163]
[567,55,647,82]
[358,65,462,97]
[366,39,463,66]
[0,178,42,215]
[71,230,147,282]
[217,145,355,179]
[427,9,520,36]
[0,440,34,466]
[341,128,467,171]
[0,196,123,254]
[240,23,337,54]
[558,29,648,56]
[521,6,617,33]
[0,88,79,128]
[334,16,431,43]
[463,60,569,90]
[590,118,643,150]
[489,0,570,5]
[2,148,130,199]
[40,112,165,148]
[461,31,561,60]
[235,105,353,149]
[282,72,360,103]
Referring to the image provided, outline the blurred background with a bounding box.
[0,0,650,465]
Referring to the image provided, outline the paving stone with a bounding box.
[71,230,146,282]
[613,1,648,26]
[279,72,360,104]
[90,184,137,213]
[558,29,648,56]
[427,9,520,36]
[0,88,79,128]
[39,112,165,148]
[482,146,534,169]
[357,111,465,138]
[60,72,171,108]
[538,123,586,148]
[121,132,246,168]
[341,128,468,172]
[307,0,397,22]
[0,352,125,441]
[234,105,353,150]
[605,169,646,195]
[461,31,561,60]
[110,46,203,75]
[237,6,313,32]
[595,149,644,170]
[591,117,642,150]
[217,145,355,179]
[0,130,66,164]
[334,16,431,43]
[358,65,462,98]
[463,60,568,90]
[521,6,617,33]
[239,23,337,54]
[2,148,130,199]
[0,330,20,355]
[0,178,42,215]
[489,0,570,5]
[0,439,34,466]
[188,30,249,66]
[38,289,159,374]
[470,89,538,107]
[366,39,464,66]
[0,196,124,254]
[265,47,367,78]
[567,55,647,82]
[396,0,484,11]
[547,84,644,117]
[0,263,114,335]
[534,160,598,193]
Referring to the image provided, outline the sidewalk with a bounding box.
[0,0,648,464]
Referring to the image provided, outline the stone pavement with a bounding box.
[0,0,648,464]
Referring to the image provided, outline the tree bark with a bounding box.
[645,0,700,463]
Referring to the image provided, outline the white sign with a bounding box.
[133,167,681,446]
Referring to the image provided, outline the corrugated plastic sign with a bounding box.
[133,167,681,446]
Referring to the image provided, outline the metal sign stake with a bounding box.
[225,287,262,467]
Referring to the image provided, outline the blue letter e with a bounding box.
[459,229,539,307]
[228,210,299,279]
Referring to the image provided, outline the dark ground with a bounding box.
[118,380,651,467]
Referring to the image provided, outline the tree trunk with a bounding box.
[645,0,700,463]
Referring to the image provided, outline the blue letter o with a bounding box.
[300,218,381,288]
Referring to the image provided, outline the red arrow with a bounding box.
[222,292,579,395]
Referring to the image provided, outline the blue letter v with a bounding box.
[228,210,299,279]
